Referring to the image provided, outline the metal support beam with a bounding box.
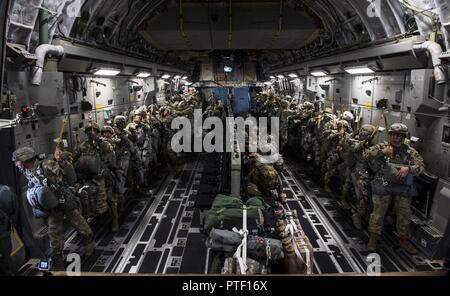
[54,39,187,75]
[270,37,420,74]
[0,0,11,98]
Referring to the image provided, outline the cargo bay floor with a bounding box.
[19,154,443,275]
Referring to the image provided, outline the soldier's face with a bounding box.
[134,115,142,124]
[102,132,113,139]
[390,132,405,147]
[14,160,23,169]
[87,129,98,140]
[54,147,62,161]
[116,123,125,131]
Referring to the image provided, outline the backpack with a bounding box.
[253,163,280,190]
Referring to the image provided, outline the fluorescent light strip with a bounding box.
[310,71,328,77]
[162,74,171,79]
[344,66,375,74]
[277,75,285,79]
[288,73,298,78]
[94,69,121,76]
[136,72,151,78]
[269,76,276,79]
[174,75,181,79]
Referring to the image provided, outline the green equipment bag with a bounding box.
[204,195,268,231]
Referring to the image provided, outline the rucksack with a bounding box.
[253,163,280,190]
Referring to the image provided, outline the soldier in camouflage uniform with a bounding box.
[112,116,141,210]
[53,143,77,186]
[278,101,296,153]
[248,154,286,205]
[315,111,337,176]
[323,120,351,200]
[300,102,315,162]
[363,123,424,254]
[159,106,179,168]
[126,109,152,185]
[74,122,118,232]
[13,146,95,271]
[345,124,377,229]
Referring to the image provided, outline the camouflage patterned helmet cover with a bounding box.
[389,123,408,135]
[12,146,37,162]
[342,111,354,122]
[303,101,314,110]
[114,115,127,126]
[337,120,350,129]
[84,122,100,133]
[101,125,114,134]
[360,124,376,135]
[247,183,262,196]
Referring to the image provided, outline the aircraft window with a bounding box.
[442,125,450,145]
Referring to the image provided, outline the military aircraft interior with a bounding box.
[1,0,450,277]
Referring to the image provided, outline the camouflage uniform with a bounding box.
[248,155,285,205]
[363,123,424,253]
[112,116,135,210]
[300,103,315,161]
[346,124,376,229]
[323,120,351,199]
[126,114,150,185]
[13,147,94,270]
[74,123,118,231]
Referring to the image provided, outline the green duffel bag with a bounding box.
[204,206,265,231]
[204,195,269,231]
[210,194,244,210]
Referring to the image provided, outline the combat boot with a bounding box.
[399,237,418,255]
[84,239,95,257]
[352,213,363,230]
[367,233,379,252]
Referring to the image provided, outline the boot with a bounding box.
[399,237,418,255]
[367,233,379,252]
[352,213,363,230]
[84,239,96,257]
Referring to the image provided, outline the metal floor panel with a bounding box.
[19,154,444,275]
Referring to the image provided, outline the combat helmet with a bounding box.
[84,122,100,133]
[114,115,127,129]
[337,120,350,130]
[12,146,37,162]
[247,183,262,196]
[359,124,376,141]
[342,111,354,122]
[360,124,376,135]
[101,125,114,135]
[303,101,314,110]
[389,123,408,135]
